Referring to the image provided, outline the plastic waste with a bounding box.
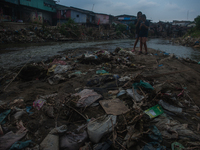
[60,131,88,150]
[0,128,27,150]
[87,115,117,143]
[119,76,131,82]
[171,142,185,150]
[113,74,120,79]
[26,106,34,115]
[74,89,102,107]
[48,74,65,85]
[158,64,163,67]
[13,107,26,120]
[117,90,126,97]
[148,126,162,142]
[158,100,182,113]
[96,70,109,75]
[54,65,72,74]
[198,61,200,65]
[85,53,97,59]
[108,90,119,95]
[68,71,87,78]
[164,52,169,55]
[143,142,166,150]
[40,125,67,150]
[126,89,144,101]
[93,139,112,150]
[9,140,32,150]
[47,65,57,75]
[144,104,164,119]
[0,110,11,124]
[33,99,46,110]
[152,115,200,140]
[133,80,154,90]
[118,49,135,56]
[99,99,130,115]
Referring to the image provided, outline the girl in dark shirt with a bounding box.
[139,14,149,55]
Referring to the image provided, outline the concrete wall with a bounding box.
[30,12,43,24]
[95,14,109,25]
[30,11,52,24]
[71,10,87,24]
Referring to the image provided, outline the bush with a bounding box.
[59,18,81,38]
[116,31,122,36]
[115,24,127,33]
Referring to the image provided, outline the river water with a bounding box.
[0,39,200,69]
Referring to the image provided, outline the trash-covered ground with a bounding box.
[172,36,200,48]
[0,47,200,150]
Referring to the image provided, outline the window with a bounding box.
[77,15,79,18]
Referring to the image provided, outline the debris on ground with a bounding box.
[0,47,200,150]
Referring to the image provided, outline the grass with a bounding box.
[183,28,200,38]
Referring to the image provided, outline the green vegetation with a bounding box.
[115,24,127,33]
[59,18,81,38]
[184,15,200,38]
[116,31,122,36]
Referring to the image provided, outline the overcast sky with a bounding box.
[58,0,200,22]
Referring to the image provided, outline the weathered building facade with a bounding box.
[55,5,95,25]
[0,0,20,22]
[19,0,56,24]
[116,14,137,25]
[0,0,56,24]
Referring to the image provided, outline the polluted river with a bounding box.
[0,38,200,70]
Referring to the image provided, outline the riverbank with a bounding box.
[0,22,130,44]
[0,47,200,149]
[172,35,200,48]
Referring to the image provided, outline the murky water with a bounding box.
[0,39,200,69]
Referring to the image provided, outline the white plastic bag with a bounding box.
[126,89,144,102]
[87,115,116,143]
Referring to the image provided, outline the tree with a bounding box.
[194,15,200,30]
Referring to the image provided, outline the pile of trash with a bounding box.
[0,23,129,44]
[0,47,200,150]
[172,36,200,48]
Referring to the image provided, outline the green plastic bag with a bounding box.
[133,80,154,90]
[0,110,11,124]
[9,140,32,150]
[171,142,185,150]
[144,104,163,119]
[96,70,109,75]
